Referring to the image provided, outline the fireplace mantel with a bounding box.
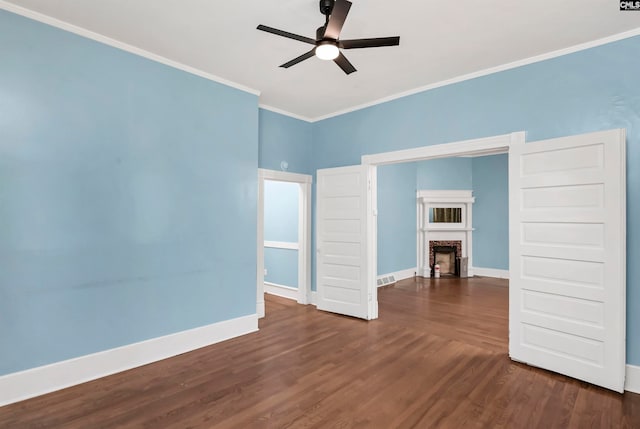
[416,190,475,277]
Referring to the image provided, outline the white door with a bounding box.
[509,129,626,392]
[316,165,372,319]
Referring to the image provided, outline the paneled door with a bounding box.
[509,129,626,392]
[316,165,372,319]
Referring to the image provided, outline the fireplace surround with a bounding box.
[417,190,474,278]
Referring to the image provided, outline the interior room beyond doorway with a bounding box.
[256,168,312,317]
[375,153,509,290]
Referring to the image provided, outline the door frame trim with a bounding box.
[361,132,525,319]
[257,169,313,317]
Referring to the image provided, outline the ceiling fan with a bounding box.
[257,0,400,75]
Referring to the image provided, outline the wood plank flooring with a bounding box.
[2,276,639,428]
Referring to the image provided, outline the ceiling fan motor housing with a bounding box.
[319,0,334,16]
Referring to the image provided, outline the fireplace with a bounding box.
[417,190,474,278]
[429,240,462,276]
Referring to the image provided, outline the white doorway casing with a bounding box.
[359,129,626,393]
[362,132,518,320]
[257,169,312,317]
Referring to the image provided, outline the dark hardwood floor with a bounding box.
[2,276,639,428]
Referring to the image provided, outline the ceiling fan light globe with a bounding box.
[315,43,339,60]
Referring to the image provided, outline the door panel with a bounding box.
[316,165,370,319]
[509,129,626,392]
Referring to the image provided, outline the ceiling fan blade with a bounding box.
[334,52,356,75]
[340,36,400,49]
[257,25,316,45]
[323,0,352,40]
[280,49,316,68]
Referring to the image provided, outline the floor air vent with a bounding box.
[377,274,396,287]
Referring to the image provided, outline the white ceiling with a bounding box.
[3,0,640,120]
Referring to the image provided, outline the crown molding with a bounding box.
[259,104,313,123]
[311,26,640,123]
[3,1,640,122]
[0,1,261,96]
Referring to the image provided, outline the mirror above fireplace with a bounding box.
[430,207,462,223]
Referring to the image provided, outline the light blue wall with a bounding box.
[416,158,473,190]
[377,163,417,275]
[264,248,298,288]
[264,180,298,242]
[4,6,640,375]
[472,155,509,270]
[0,10,258,376]
[259,109,313,175]
[312,35,640,364]
[416,157,475,228]
[264,180,298,287]
[258,110,311,288]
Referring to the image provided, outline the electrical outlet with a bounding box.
[264,268,268,276]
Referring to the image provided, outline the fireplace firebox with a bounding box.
[429,240,462,277]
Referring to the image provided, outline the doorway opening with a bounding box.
[356,129,626,393]
[256,169,312,317]
[363,133,521,319]
[316,129,625,392]
[376,154,507,288]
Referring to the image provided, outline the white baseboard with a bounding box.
[626,364,640,394]
[310,291,317,306]
[395,267,417,281]
[472,267,510,279]
[0,314,258,407]
[377,267,416,286]
[264,282,298,301]
[257,299,265,318]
